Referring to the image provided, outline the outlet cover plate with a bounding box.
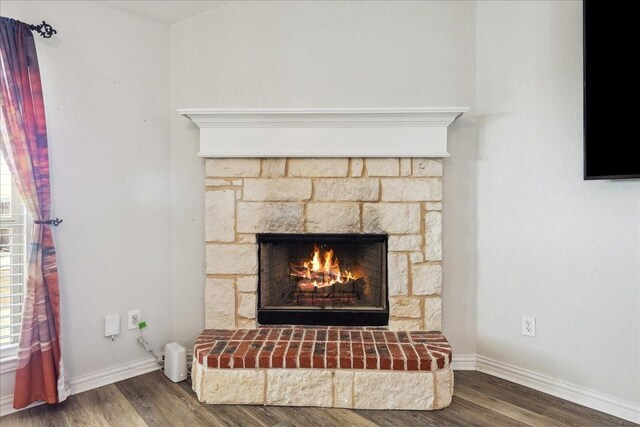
[522,315,536,337]
[128,309,141,330]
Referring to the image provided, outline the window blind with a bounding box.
[0,151,27,353]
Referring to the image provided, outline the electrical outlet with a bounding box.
[522,315,536,337]
[128,309,141,330]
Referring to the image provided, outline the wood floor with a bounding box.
[1,370,634,426]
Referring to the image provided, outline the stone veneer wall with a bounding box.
[204,158,443,331]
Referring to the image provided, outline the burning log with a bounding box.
[293,277,367,298]
[290,245,364,289]
[287,244,369,306]
[294,294,358,305]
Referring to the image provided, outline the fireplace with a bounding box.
[184,108,465,411]
[257,233,388,326]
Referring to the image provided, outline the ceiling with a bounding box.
[97,1,227,25]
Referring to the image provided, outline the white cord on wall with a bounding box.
[110,334,160,371]
[137,328,163,364]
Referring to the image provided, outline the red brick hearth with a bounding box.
[192,326,454,409]
[195,327,452,372]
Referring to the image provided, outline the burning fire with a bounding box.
[290,245,361,290]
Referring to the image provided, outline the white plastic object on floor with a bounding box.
[164,342,187,383]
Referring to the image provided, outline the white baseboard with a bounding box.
[451,354,477,371]
[0,357,159,417]
[68,356,160,395]
[475,355,640,424]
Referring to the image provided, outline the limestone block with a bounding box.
[334,371,354,408]
[425,211,442,261]
[206,159,260,178]
[390,297,421,318]
[237,202,304,233]
[236,275,257,292]
[353,371,434,410]
[410,252,424,263]
[434,367,454,409]
[206,244,257,275]
[388,235,422,252]
[237,318,257,329]
[192,361,202,396]
[243,179,311,201]
[426,202,442,211]
[350,158,364,177]
[206,178,236,187]
[205,278,235,329]
[400,158,412,176]
[424,297,442,331]
[237,234,256,244]
[201,369,265,404]
[267,369,333,407]
[365,158,399,176]
[388,253,408,296]
[388,319,422,331]
[205,190,236,242]
[306,203,360,233]
[238,293,257,319]
[363,204,420,234]
[288,159,349,177]
[412,159,443,177]
[314,178,379,202]
[412,264,442,296]
[381,178,442,202]
[261,158,286,177]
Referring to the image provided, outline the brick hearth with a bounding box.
[195,327,452,371]
[192,327,454,410]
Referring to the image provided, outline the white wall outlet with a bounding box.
[522,315,536,337]
[128,309,141,330]
[105,314,120,337]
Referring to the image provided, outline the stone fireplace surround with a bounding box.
[182,108,466,411]
[202,156,444,330]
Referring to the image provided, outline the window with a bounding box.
[0,150,28,356]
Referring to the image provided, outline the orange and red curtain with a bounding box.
[0,17,65,409]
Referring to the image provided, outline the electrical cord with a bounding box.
[137,327,164,365]
[110,335,155,371]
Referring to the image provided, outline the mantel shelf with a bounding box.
[179,108,469,158]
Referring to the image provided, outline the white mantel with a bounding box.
[179,108,468,158]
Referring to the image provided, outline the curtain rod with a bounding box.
[28,20,57,38]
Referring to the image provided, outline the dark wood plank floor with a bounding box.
[1,370,635,426]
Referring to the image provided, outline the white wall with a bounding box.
[169,0,478,353]
[1,1,171,401]
[476,0,639,406]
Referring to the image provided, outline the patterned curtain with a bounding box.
[0,17,65,409]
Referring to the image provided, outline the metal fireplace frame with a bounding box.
[257,233,389,326]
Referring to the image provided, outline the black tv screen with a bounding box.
[583,0,639,180]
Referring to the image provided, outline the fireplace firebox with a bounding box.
[257,234,388,326]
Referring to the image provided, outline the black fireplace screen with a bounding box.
[257,233,388,326]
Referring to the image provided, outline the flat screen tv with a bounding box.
[583,0,639,180]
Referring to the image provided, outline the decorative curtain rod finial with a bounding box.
[34,218,63,226]
[28,21,56,38]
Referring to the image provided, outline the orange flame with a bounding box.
[291,245,360,290]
